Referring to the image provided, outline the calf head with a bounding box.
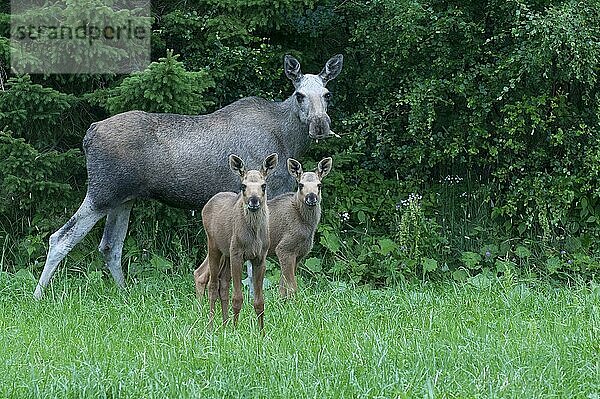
[287,157,333,207]
[229,153,279,212]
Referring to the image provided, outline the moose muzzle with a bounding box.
[304,193,319,207]
[247,196,261,211]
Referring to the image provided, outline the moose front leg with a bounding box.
[230,254,244,326]
[276,246,298,299]
[218,256,231,326]
[251,256,267,331]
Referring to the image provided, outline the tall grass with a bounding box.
[0,270,598,398]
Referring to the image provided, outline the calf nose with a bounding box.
[247,196,261,211]
[304,193,318,206]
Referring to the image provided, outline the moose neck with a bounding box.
[239,195,269,234]
[277,96,312,158]
[294,193,321,227]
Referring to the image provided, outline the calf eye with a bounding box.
[261,184,266,192]
[323,92,332,102]
[298,183,304,190]
[295,92,305,103]
[317,183,322,190]
[240,184,247,192]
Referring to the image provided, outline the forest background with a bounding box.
[1,0,599,286]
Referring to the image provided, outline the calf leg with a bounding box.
[245,261,254,296]
[276,247,298,299]
[34,196,106,299]
[218,257,231,325]
[207,244,222,330]
[245,260,268,299]
[251,257,266,331]
[193,256,210,299]
[230,255,244,326]
[98,201,133,288]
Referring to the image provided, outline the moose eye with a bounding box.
[240,184,247,192]
[298,183,304,190]
[261,184,266,192]
[317,183,323,190]
[295,92,305,103]
[323,92,332,102]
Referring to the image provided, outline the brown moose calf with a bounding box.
[195,156,332,299]
[203,153,278,330]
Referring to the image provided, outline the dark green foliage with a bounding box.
[9,0,150,75]
[88,51,214,115]
[0,75,79,147]
[0,131,83,270]
[1,0,599,283]
[316,0,600,282]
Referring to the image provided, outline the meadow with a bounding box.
[1,270,598,398]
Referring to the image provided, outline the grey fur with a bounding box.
[33,54,343,299]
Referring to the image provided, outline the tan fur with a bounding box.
[195,157,332,299]
[203,154,277,330]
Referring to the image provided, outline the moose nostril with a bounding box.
[305,193,318,206]
[309,117,331,139]
[248,197,261,210]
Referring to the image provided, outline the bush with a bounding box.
[88,51,214,115]
[1,0,599,282]
[0,131,84,270]
[0,75,79,147]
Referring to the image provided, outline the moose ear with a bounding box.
[317,157,333,179]
[319,54,343,86]
[287,158,303,182]
[261,153,279,177]
[229,154,245,178]
[284,55,303,87]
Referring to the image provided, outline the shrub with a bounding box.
[88,51,214,115]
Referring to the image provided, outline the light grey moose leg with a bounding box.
[98,201,133,288]
[34,196,106,299]
[245,261,255,296]
[245,261,270,298]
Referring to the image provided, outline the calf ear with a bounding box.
[287,158,303,182]
[317,157,333,179]
[319,54,343,86]
[261,153,279,177]
[229,154,245,178]
[284,55,303,87]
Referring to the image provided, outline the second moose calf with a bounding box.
[203,153,278,330]
[195,157,332,299]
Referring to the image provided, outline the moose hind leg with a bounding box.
[34,196,106,299]
[245,260,256,297]
[99,201,133,288]
[231,256,244,326]
[193,256,210,300]
[207,244,222,330]
[245,260,267,300]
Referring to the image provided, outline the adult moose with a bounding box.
[34,54,344,299]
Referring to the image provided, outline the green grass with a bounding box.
[0,270,599,398]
